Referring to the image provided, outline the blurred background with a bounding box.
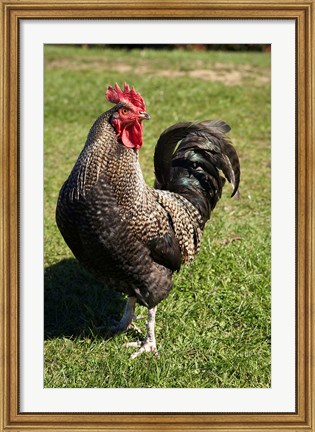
[69,43,271,51]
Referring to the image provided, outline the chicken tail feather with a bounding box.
[154,120,240,224]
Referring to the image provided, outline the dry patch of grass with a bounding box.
[47,56,270,86]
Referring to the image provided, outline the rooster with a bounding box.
[56,83,240,358]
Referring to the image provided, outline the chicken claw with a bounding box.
[124,339,159,359]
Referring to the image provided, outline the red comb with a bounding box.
[106,82,146,111]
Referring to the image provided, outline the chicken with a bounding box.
[56,82,240,358]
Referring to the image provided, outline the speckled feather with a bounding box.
[56,106,240,308]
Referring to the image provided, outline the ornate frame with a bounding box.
[0,1,314,431]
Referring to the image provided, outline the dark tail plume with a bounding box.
[154,120,240,225]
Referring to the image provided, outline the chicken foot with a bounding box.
[124,305,158,359]
[109,296,144,334]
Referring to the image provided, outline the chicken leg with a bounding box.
[109,296,143,333]
[125,305,158,359]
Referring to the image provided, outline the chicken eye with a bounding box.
[121,108,129,115]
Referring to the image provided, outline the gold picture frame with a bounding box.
[0,1,314,431]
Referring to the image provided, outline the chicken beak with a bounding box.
[139,111,151,121]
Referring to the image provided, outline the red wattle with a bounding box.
[121,121,143,149]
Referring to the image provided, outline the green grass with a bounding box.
[44,45,271,388]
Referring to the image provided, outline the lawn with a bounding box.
[44,45,271,388]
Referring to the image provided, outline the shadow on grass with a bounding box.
[44,258,126,340]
